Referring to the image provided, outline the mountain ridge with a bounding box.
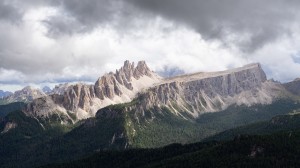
[3,86,46,104]
[0,90,12,99]
[23,61,292,123]
[24,60,161,121]
[121,62,286,121]
[1,61,300,167]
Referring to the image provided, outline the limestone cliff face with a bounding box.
[94,61,154,99]
[51,83,73,95]
[25,61,161,121]
[24,61,288,123]
[133,63,285,119]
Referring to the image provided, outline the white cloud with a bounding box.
[249,33,300,82]
[0,68,25,84]
[1,3,300,92]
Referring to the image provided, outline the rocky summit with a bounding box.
[23,61,290,124]
[2,61,300,168]
[4,86,46,103]
[25,61,161,121]
[131,63,286,120]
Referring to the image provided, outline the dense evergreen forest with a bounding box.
[43,130,300,168]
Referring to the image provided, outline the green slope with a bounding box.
[129,99,300,148]
[0,105,129,168]
[42,130,300,168]
[0,111,46,167]
[205,112,300,142]
[1,99,300,167]
[37,99,300,166]
[0,111,77,168]
[0,102,26,117]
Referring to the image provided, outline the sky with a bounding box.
[1,0,300,92]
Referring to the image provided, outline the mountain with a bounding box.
[130,63,286,120]
[42,86,52,94]
[0,90,12,99]
[24,60,161,122]
[50,83,73,95]
[1,98,298,167]
[24,62,287,123]
[284,78,300,96]
[3,86,46,104]
[1,60,300,167]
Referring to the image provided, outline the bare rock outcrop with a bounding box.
[25,60,161,121]
[5,86,46,103]
[133,63,285,119]
[1,122,17,134]
[24,61,290,123]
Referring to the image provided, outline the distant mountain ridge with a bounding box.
[42,86,52,94]
[3,86,46,103]
[0,90,12,99]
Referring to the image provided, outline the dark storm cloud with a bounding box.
[44,0,300,52]
[43,0,135,36]
[61,0,118,25]
[125,0,300,52]
[0,1,22,22]
[43,15,86,37]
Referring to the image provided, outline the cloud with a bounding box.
[249,32,300,82]
[0,68,25,84]
[125,0,300,52]
[0,0,23,22]
[1,0,300,92]
[43,0,136,36]
[0,7,245,87]
[39,0,300,53]
[157,66,185,78]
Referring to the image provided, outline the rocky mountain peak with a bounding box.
[25,60,161,121]
[0,90,12,99]
[130,62,284,120]
[24,61,280,124]
[5,86,46,103]
[134,61,152,78]
[42,86,52,94]
[51,83,73,95]
[22,86,33,91]
[123,60,135,71]
[95,60,156,97]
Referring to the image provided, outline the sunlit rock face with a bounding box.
[131,63,285,120]
[25,60,162,121]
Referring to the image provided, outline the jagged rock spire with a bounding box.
[94,60,154,99]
